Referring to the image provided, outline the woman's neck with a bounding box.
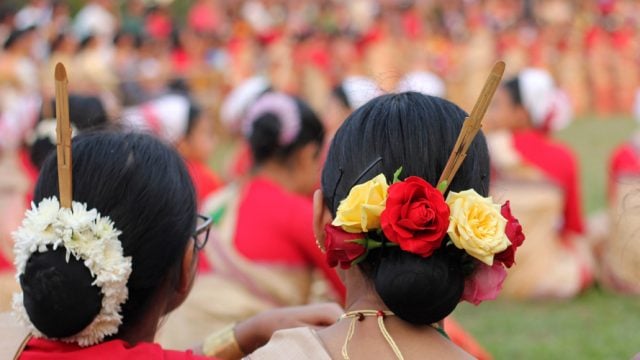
[116,283,174,345]
[342,269,389,312]
[317,270,464,359]
[253,162,297,193]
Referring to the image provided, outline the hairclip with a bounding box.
[55,63,72,209]
[330,157,383,211]
[437,61,505,193]
[242,92,302,146]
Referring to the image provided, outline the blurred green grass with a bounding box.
[556,116,637,214]
[454,288,640,359]
[454,116,640,359]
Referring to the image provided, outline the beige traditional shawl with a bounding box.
[601,176,640,294]
[246,327,331,360]
[157,184,313,349]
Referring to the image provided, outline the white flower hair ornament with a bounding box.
[12,63,132,347]
[12,198,132,346]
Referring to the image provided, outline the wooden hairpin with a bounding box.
[55,63,73,208]
[437,61,505,193]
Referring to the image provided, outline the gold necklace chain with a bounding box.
[339,310,403,360]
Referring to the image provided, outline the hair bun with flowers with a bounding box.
[12,63,132,347]
[325,169,525,305]
[12,198,132,346]
[324,61,525,305]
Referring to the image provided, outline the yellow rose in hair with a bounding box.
[446,189,510,265]
[333,173,389,233]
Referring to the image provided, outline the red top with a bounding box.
[0,249,12,271]
[187,1,221,34]
[608,142,640,201]
[185,160,223,207]
[19,338,211,360]
[145,13,173,40]
[19,148,38,205]
[512,130,584,236]
[230,143,253,179]
[234,177,345,299]
[0,149,39,272]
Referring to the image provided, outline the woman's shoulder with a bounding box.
[246,327,331,360]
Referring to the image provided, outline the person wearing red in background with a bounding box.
[145,5,173,41]
[122,93,222,207]
[600,91,640,294]
[218,76,271,180]
[485,68,594,299]
[122,94,222,274]
[187,0,223,35]
[609,130,640,202]
[157,92,345,351]
[177,103,222,206]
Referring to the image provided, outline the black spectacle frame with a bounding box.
[193,214,212,251]
[331,156,383,210]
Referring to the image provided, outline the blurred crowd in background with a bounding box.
[2,0,640,145]
[2,0,640,356]
[0,0,638,270]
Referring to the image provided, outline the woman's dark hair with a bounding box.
[30,95,108,169]
[322,92,490,325]
[50,33,68,53]
[332,84,351,110]
[21,131,197,338]
[78,34,96,51]
[3,26,35,50]
[248,96,324,166]
[504,76,523,106]
[185,101,201,137]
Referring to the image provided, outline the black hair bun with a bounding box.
[374,246,464,326]
[20,247,103,338]
[248,113,282,163]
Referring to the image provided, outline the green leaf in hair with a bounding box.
[437,180,448,193]
[392,167,403,183]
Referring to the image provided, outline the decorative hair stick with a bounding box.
[437,61,505,193]
[55,63,73,208]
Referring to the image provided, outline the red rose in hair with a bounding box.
[324,224,366,269]
[494,201,525,268]
[380,176,450,257]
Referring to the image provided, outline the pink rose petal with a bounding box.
[462,262,507,305]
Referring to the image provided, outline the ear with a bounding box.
[164,239,197,314]
[313,190,333,250]
[177,239,197,294]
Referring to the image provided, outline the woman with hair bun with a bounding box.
[2,130,342,359]
[485,69,593,299]
[158,93,345,350]
[250,92,526,359]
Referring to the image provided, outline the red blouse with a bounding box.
[234,177,345,299]
[185,160,223,207]
[512,130,584,236]
[19,338,211,360]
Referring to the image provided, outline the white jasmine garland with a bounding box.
[12,197,133,347]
